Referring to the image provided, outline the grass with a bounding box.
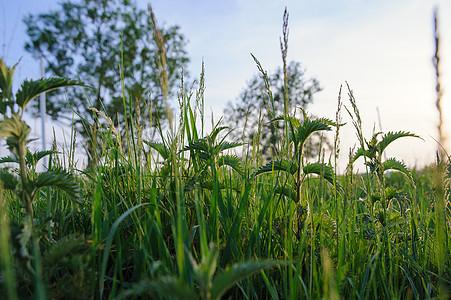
[1,9,451,300]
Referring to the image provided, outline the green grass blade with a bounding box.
[99,203,149,299]
[211,260,286,300]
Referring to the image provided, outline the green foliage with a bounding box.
[255,113,336,207]
[118,244,284,300]
[15,77,83,113]
[255,159,297,176]
[0,59,84,298]
[23,0,189,138]
[2,8,450,300]
[352,130,421,183]
[32,170,80,201]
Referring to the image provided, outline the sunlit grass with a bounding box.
[1,8,450,300]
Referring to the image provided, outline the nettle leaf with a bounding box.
[271,115,301,128]
[182,138,210,154]
[303,162,335,186]
[254,159,297,177]
[116,277,198,300]
[44,234,89,265]
[25,150,54,167]
[274,186,297,202]
[16,77,84,110]
[211,260,286,300]
[32,170,80,201]
[296,119,332,148]
[190,244,219,294]
[378,131,421,155]
[209,126,229,143]
[214,141,244,155]
[0,155,18,164]
[382,158,414,183]
[353,147,372,162]
[144,141,171,160]
[0,168,18,190]
[0,115,31,142]
[217,154,243,176]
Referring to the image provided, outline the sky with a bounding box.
[1,0,450,171]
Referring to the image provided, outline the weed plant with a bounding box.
[1,8,450,300]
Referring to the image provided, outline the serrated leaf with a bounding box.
[214,141,244,155]
[25,150,54,167]
[16,77,84,110]
[217,154,243,176]
[378,131,421,155]
[274,186,297,202]
[116,277,198,300]
[254,159,297,177]
[182,138,210,154]
[352,147,372,162]
[296,119,332,148]
[382,158,414,183]
[303,162,335,186]
[271,115,301,128]
[211,260,285,300]
[44,234,89,265]
[0,115,30,143]
[190,244,219,294]
[32,170,80,201]
[209,126,229,143]
[144,141,171,160]
[0,155,18,164]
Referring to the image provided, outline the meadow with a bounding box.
[1,12,450,300]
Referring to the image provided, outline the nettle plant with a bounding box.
[351,130,422,225]
[0,58,83,232]
[254,109,337,226]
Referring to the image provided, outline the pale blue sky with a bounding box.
[1,0,450,170]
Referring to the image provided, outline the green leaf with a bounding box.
[210,260,285,300]
[0,168,18,190]
[15,77,84,110]
[116,277,198,300]
[182,139,210,155]
[99,203,149,299]
[378,131,421,155]
[303,162,335,186]
[0,155,19,164]
[352,147,372,162]
[274,186,297,202]
[144,141,171,160]
[190,244,219,295]
[44,234,89,265]
[254,159,297,177]
[382,158,414,183]
[214,141,244,155]
[25,150,54,167]
[209,126,229,143]
[296,119,332,148]
[0,115,30,143]
[217,154,243,176]
[0,58,19,101]
[32,170,80,200]
[271,115,300,128]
